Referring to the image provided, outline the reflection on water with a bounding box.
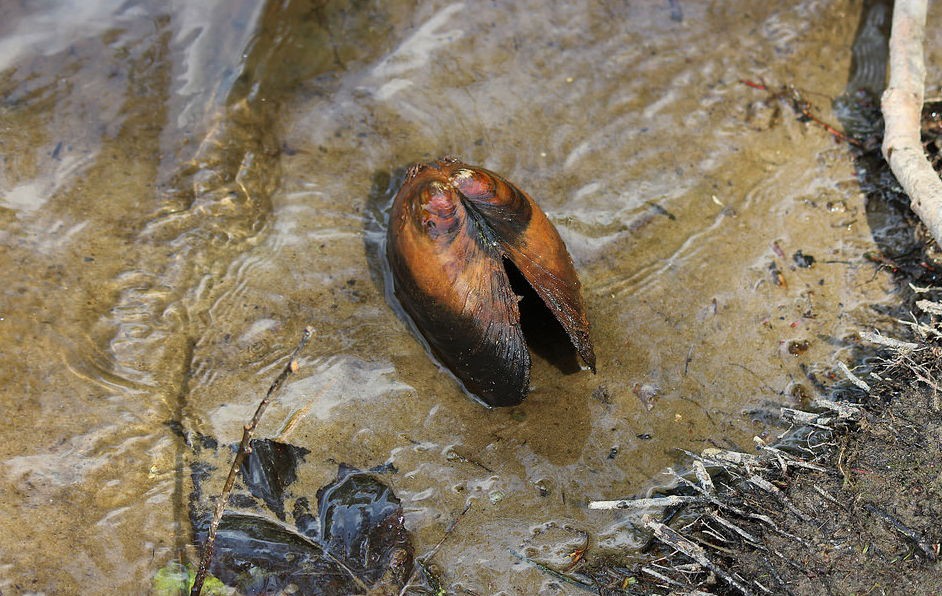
[0,0,927,591]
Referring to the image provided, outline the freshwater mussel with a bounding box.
[386,157,595,407]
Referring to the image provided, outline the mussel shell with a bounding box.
[386,157,594,407]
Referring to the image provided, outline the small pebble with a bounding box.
[793,250,816,268]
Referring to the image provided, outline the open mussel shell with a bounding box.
[385,157,595,407]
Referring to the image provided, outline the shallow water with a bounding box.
[0,0,935,592]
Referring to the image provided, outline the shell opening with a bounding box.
[502,258,581,374]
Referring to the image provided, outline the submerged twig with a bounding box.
[398,502,472,596]
[740,79,864,147]
[190,326,316,596]
[509,550,597,591]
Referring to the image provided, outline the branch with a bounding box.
[190,326,316,596]
[882,0,942,246]
[587,495,703,510]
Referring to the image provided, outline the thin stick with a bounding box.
[863,503,937,560]
[836,361,871,392]
[190,326,315,596]
[710,513,763,548]
[753,441,828,473]
[788,87,865,148]
[647,521,755,596]
[640,565,691,589]
[859,331,919,350]
[746,476,809,523]
[508,550,597,591]
[916,299,942,316]
[398,502,472,596]
[588,495,703,510]
[739,80,864,147]
[882,0,942,247]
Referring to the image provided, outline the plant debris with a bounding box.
[563,58,942,591]
[191,448,414,595]
[579,301,942,593]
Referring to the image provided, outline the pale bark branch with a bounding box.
[882,0,942,247]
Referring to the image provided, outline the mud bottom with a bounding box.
[534,91,942,596]
[547,294,940,595]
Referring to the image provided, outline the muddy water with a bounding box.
[0,0,927,592]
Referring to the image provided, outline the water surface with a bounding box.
[0,0,930,592]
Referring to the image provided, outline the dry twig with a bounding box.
[916,299,942,316]
[692,460,715,495]
[647,520,755,596]
[836,361,872,392]
[882,0,942,247]
[190,326,315,596]
[588,495,703,511]
[859,330,920,351]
